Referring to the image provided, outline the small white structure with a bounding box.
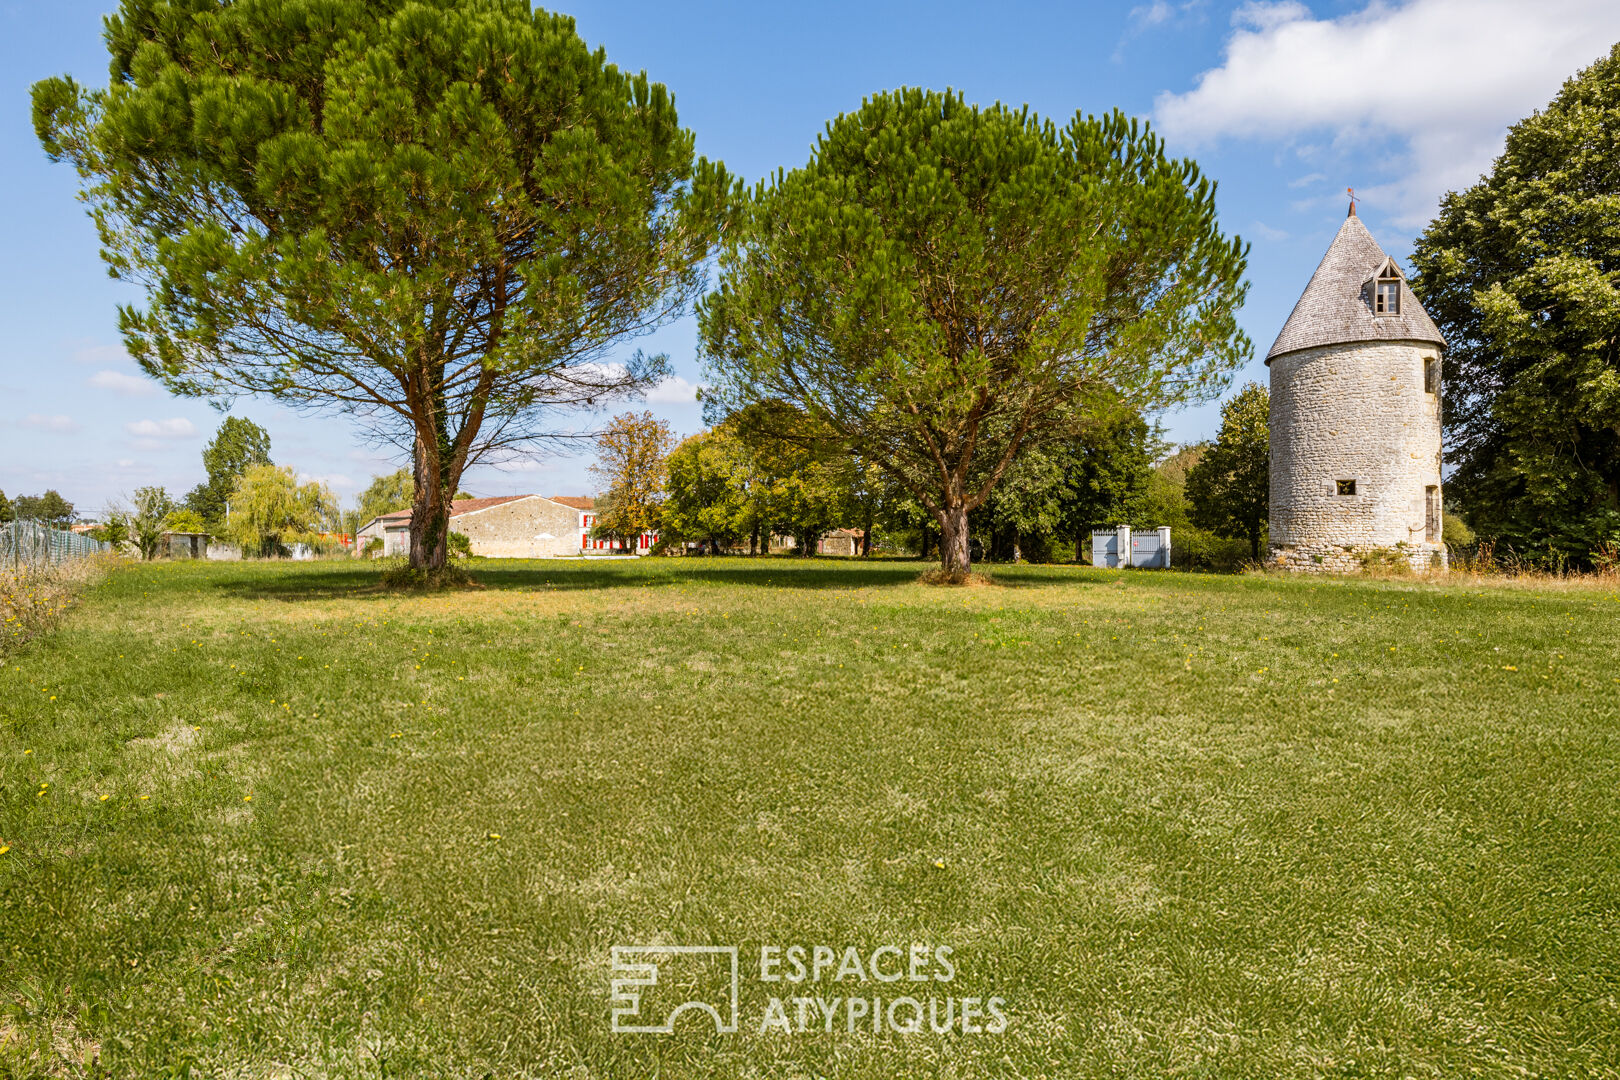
[1267,208,1447,572]
[1091,526,1171,569]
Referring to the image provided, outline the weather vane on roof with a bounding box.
[1347,187,1358,217]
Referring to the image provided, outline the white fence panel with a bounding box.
[1091,526,1171,569]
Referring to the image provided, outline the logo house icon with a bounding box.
[610,945,740,1034]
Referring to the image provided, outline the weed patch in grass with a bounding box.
[376,560,482,592]
[917,566,996,586]
[0,554,112,657]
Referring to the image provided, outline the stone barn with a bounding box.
[1267,207,1447,572]
[358,495,586,558]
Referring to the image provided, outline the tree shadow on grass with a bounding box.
[206,557,1108,603]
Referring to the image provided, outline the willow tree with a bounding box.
[33,0,730,571]
[698,89,1249,576]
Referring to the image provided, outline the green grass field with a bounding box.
[3,558,1619,1078]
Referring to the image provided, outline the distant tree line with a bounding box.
[0,490,76,529]
[585,382,1274,570]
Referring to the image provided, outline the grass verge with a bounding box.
[0,555,112,658]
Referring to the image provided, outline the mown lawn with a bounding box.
[2,557,1618,1079]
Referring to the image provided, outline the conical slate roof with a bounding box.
[1266,214,1445,362]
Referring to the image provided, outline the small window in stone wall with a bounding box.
[1336,479,1357,496]
[1424,357,1439,393]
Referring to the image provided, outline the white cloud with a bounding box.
[126,418,197,439]
[20,413,78,434]
[1132,1,1176,27]
[644,375,702,405]
[88,370,156,396]
[1116,0,1208,60]
[302,473,355,493]
[1232,0,1308,31]
[1250,221,1289,242]
[1154,0,1620,224]
[69,343,132,368]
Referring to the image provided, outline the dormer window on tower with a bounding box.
[1372,259,1402,316]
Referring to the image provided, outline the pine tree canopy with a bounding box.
[33,0,732,571]
[698,88,1249,575]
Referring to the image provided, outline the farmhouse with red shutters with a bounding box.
[356,495,657,558]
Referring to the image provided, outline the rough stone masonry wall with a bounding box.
[452,497,582,558]
[1268,340,1446,572]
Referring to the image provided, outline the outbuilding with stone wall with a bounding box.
[357,495,587,558]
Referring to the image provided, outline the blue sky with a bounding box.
[3,0,1618,517]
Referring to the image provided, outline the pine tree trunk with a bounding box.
[938,504,971,577]
[408,434,453,571]
[409,495,450,570]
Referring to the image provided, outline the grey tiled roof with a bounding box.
[1266,215,1445,362]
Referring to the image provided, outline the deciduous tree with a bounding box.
[662,426,755,553]
[185,417,271,529]
[13,491,75,529]
[34,0,731,573]
[1186,382,1269,561]
[589,412,674,548]
[164,508,209,535]
[699,89,1248,577]
[92,510,131,551]
[131,485,178,560]
[1410,44,1620,558]
[1138,443,1205,533]
[747,437,852,556]
[981,410,1158,561]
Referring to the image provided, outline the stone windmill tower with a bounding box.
[1266,203,1447,572]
